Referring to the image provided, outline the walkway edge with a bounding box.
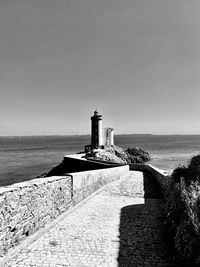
[0,171,131,267]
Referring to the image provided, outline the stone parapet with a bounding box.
[71,165,129,204]
[130,164,173,198]
[0,165,129,256]
[0,176,72,255]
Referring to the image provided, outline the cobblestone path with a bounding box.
[4,171,181,267]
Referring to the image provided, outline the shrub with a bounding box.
[162,154,200,266]
[175,218,194,262]
[126,147,151,162]
[188,155,200,173]
[162,183,184,244]
[187,155,200,183]
[171,166,188,184]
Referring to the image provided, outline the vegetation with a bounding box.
[162,155,200,266]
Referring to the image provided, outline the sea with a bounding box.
[0,134,200,187]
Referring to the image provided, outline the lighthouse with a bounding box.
[91,110,103,148]
[84,110,114,152]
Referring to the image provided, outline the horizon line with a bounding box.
[1,133,200,138]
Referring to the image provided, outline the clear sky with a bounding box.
[0,0,200,135]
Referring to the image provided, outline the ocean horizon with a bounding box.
[1,134,200,186]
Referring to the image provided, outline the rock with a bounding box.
[85,147,125,164]
[85,145,151,164]
[126,147,151,163]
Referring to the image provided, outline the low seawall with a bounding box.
[0,165,129,256]
[71,165,129,204]
[46,154,124,177]
[130,163,173,198]
[0,176,72,256]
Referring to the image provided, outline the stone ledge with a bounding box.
[130,163,173,198]
[71,165,130,204]
[0,175,72,256]
[0,165,129,256]
[0,176,71,195]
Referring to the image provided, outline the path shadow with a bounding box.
[117,171,180,267]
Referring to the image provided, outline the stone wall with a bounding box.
[46,154,123,177]
[130,164,173,198]
[0,176,72,256]
[72,165,129,204]
[0,165,129,255]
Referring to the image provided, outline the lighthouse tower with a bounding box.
[91,110,103,149]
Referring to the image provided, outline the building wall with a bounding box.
[91,111,103,148]
[103,128,114,146]
[98,120,103,146]
[91,117,103,148]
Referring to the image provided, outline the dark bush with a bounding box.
[196,196,200,222]
[188,155,200,173]
[162,154,200,266]
[162,184,184,242]
[187,155,200,183]
[175,218,194,261]
[171,166,188,184]
[126,147,151,162]
[171,155,200,185]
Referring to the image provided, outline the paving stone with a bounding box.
[4,171,181,267]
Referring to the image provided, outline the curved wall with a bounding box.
[129,163,173,198]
